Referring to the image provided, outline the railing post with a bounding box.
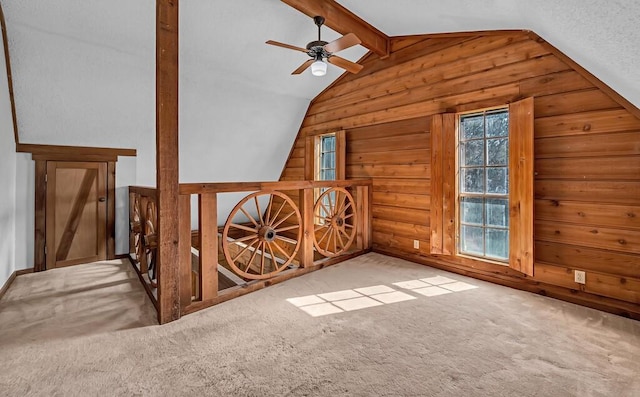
[299,188,315,267]
[179,194,192,310]
[199,193,218,299]
[356,185,372,250]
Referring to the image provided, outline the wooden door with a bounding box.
[46,162,108,269]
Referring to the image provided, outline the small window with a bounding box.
[458,109,509,262]
[316,134,336,221]
[317,134,336,182]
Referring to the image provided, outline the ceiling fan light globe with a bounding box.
[311,60,327,76]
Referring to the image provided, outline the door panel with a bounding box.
[46,162,107,269]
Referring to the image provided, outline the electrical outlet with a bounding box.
[413,240,420,249]
[574,270,586,284]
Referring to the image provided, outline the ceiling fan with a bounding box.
[266,16,364,76]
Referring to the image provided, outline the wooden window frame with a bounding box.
[304,130,346,182]
[430,98,534,277]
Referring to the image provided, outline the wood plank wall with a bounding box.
[279,32,640,318]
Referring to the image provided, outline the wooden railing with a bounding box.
[129,179,372,317]
[129,186,158,307]
[178,179,372,314]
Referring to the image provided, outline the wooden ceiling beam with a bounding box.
[281,0,389,57]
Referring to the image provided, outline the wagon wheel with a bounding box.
[145,201,158,288]
[130,195,143,263]
[222,191,302,280]
[313,187,357,257]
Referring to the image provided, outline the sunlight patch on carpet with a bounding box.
[287,276,478,317]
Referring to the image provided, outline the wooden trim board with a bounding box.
[17,143,136,160]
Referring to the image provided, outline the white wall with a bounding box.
[0,19,16,286]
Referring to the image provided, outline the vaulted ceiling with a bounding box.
[2,0,638,186]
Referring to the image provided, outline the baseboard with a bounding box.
[0,267,33,301]
[372,248,640,321]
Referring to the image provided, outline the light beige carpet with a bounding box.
[1,254,639,396]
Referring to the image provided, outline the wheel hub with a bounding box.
[258,226,277,242]
[332,216,345,228]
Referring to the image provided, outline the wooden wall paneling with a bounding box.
[535,180,640,205]
[534,109,640,139]
[315,34,524,106]
[535,156,640,180]
[533,88,621,118]
[34,161,46,271]
[429,115,444,254]
[156,0,180,324]
[535,131,640,159]
[198,193,218,300]
[300,83,522,135]
[535,241,640,279]
[535,221,640,254]
[535,200,640,230]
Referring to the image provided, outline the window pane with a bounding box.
[461,197,483,225]
[461,140,484,166]
[322,136,335,151]
[486,229,509,260]
[487,138,508,166]
[486,111,509,137]
[325,169,335,180]
[461,225,484,256]
[461,168,484,193]
[461,115,484,139]
[487,167,508,194]
[322,152,335,169]
[486,198,509,227]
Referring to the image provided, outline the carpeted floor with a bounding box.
[1,253,639,396]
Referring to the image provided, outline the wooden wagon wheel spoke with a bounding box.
[230,223,258,233]
[264,194,274,225]
[275,224,299,233]
[240,207,260,228]
[229,234,259,244]
[145,201,158,288]
[222,191,302,280]
[272,210,296,229]
[231,238,259,262]
[312,187,358,258]
[270,240,291,261]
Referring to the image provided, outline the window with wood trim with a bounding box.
[305,131,346,222]
[304,130,346,182]
[430,98,534,277]
[458,108,510,262]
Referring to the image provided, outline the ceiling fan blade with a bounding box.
[292,59,314,75]
[266,40,308,53]
[327,55,364,74]
[324,33,361,54]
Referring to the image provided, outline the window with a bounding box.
[458,109,509,262]
[429,98,534,277]
[317,134,336,182]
